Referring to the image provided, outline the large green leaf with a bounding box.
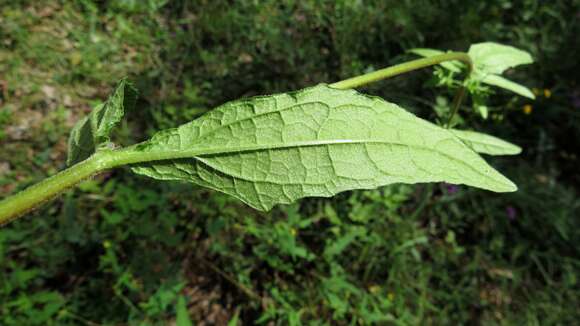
[130,84,516,211]
[67,79,137,165]
[451,129,522,156]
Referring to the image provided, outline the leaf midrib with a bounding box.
[121,138,508,188]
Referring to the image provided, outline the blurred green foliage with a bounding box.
[0,0,579,324]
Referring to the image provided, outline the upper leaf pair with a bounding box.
[410,42,535,99]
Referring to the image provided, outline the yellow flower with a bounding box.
[544,89,551,98]
[368,285,380,294]
[387,292,395,301]
[290,228,297,236]
[523,105,533,115]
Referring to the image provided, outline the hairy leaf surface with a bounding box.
[451,129,522,156]
[67,79,137,165]
[130,84,516,211]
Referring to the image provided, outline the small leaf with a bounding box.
[176,296,192,326]
[479,74,535,99]
[227,309,241,326]
[451,129,522,156]
[475,105,489,119]
[130,84,516,211]
[324,227,365,258]
[408,48,445,57]
[67,79,137,165]
[468,42,533,75]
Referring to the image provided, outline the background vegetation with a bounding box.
[1,0,579,324]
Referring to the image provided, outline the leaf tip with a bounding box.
[491,173,518,193]
[502,179,518,192]
[511,145,523,156]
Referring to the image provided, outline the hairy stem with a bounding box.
[330,52,473,128]
[0,152,112,225]
[329,52,472,89]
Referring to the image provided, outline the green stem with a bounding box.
[330,52,473,128]
[0,152,113,226]
[446,85,466,127]
[329,52,472,90]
